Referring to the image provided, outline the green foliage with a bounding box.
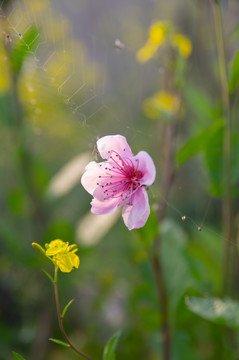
[229,50,239,94]
[103,331,121,360]
[42,269,54,284]
[1,1,239,359]
[183,84,220,125]
[49,338,70,347]
[136,207,159,250]
[10,27,40,74]
[176,119,223,165]
[61,299,74,319]
[186,296,239,330]
[160,219,193,312]
[12,352,26,360]
[177,120,239,196]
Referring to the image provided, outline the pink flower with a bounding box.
[81,135,156,230]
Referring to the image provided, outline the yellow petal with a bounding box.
[55,253,80,273]
[136,41,158,63]
[172,34,192,58]
[143,91,180,119]
[0,43,11,94]
[149,21,168,46]
[45,239,68,256]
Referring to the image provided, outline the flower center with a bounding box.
[97,151,143,204]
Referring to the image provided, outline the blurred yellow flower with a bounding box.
[172,34,192,58]
[45,239,80,273]
[136,40,158,63]
[143,91,180,119]
[149,21,168,46]
[136,21,168,63]
[136,20,192,63]
[0,43,11,94]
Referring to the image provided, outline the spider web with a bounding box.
[0,0,235,260]
[0,0,109,126]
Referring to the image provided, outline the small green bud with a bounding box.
[32,242,46,255]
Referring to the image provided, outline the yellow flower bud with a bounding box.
[0,42,11,94]
[149,21,168,46]
[172,34,192,58]
[136,40,158,63]
[143,91,180,119]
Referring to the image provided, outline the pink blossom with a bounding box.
[81,135,156,230]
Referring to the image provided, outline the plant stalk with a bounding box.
[53,268,94,360]
[151,238,171,360]
[210,0,232,294]
[150,124,176,360]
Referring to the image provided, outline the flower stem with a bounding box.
[150,124,175,360]
[151,238,171,360]
[53,268,94,360]
[210,0,232,295]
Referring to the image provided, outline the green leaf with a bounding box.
[160,220,194,312]
[61,299,74,319]
[49,338,70,348]
[42,269,54,284]
[12,352,26,360]
[204,126,223,196]
[103,330,121,360]
[11,27,40,74]
[204,129,239,197]
[229,50,239,94]
[183,84,219,126]
[177,119,223,165]
[186,296,239,329]
[7,189,26,215]
[136,207,159,250]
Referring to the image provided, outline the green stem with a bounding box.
[210,0,232,295]
[53,268,94,360]
[210,0,232,294]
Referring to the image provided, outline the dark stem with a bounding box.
[158,125,175,220]
[151,238,171,360]
[53,268,94,360]
[150,124,175,360]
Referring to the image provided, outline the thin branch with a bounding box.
[150,124,176,360]
[53,268,94,360]
[151,238,171,360]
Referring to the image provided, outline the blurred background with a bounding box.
[1,0,239,359]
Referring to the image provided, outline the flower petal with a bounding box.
[91,196,119,215]
[134,151,156,186]
[45,239,68,256]
[97,135,134,160]
[81,161,106,195]
[55,253,80,273]
[122,187,150,230]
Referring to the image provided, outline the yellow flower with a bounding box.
[143,91,180,119]
[149,21,168,46]
[45,239,80,273]
[0,42,11,94]
[136,40,158,63]
[136,21,168,63]
[172,34,192,58]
